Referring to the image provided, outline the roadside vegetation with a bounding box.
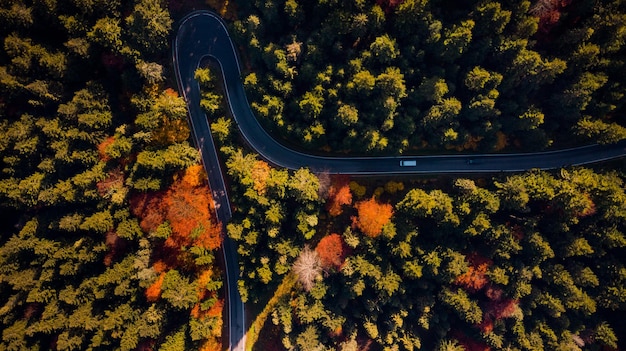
[234,0,626,154]
[211,106,626,349]
[1,0,626,351]
[202,0,626,350]
[0,1,224,350]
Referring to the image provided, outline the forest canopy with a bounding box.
[234,0,626,153]
[2,0,626,351]
[0,0,225,350]
[206,0,626,350]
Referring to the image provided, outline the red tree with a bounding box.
[130,191,166,234]
[484,285,504,301]
[530,0,574,36]
[153,260,168,273]
[352,197,393,238]
[101,52,125,71]
[103,230,125,267]
[136,340,155,351]
[479,281,519,334]
[97,168,124,197]
[376,0,405,12]
[198,339,222,351]
[316,233,348,270]
[485,298,519,320]
[478,298,519,334]
[164,184,208,246]
[193,268,224,351]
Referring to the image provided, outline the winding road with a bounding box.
[173,10,626,351]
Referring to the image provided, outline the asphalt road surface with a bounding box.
[173,10,626,351]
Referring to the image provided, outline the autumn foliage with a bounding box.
[530,0,573,35]
[479,285,520,333]
[136,165,224,351]
[376,0,405,12]
[478,297,520,334]
[326,175,353,217]
[130,165,222,251]
[101,52,124,71]
[96,168,124,197]
[103,230,124,267]
[136,340,156,351]
[251,160,271,195]
[130,190,167,234]
[575,193,597,218]
[452,253,520,334]
[152,260,168,273]
[191,268,224,351]
[454,253,492,293]
[352,197,393,238]
[196,269,215,297]
[205,0,238,21]
[315,234,348,270]
[488,297,519,320]
[97,136,115,161]
[198,338,222,351]
[191,299,224,320]
[145,272,165,302]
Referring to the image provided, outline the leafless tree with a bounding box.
[293,245,322,292]
[316,170,331,199]
[529,0,558,17]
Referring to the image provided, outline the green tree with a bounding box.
[161,270,198,310]
[289,168,320,203]
[126,0,172,55]
[299,91,324,120]
[159,327,187,351]
[439,287,482,324]
[336,103,359,126]
[436,339,464,351]
[376,67,407,99]
[464,66,502,92]
[88,17,123,51]
[575,118,626,144]
[594,322,618,349]
[397,188,459,225]
[442,20,474,62]
[369,34,399,64]
[349,70,376,93]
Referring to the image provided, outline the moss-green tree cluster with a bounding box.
[221,148,626,350]
[198,66,626,349]
[188,4,626,347]
[0,1,224,350]
[233,0,626,153]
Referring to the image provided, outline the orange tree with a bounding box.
[352,197,393,238]
[315,233,348,270]
[325,175,353,217]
